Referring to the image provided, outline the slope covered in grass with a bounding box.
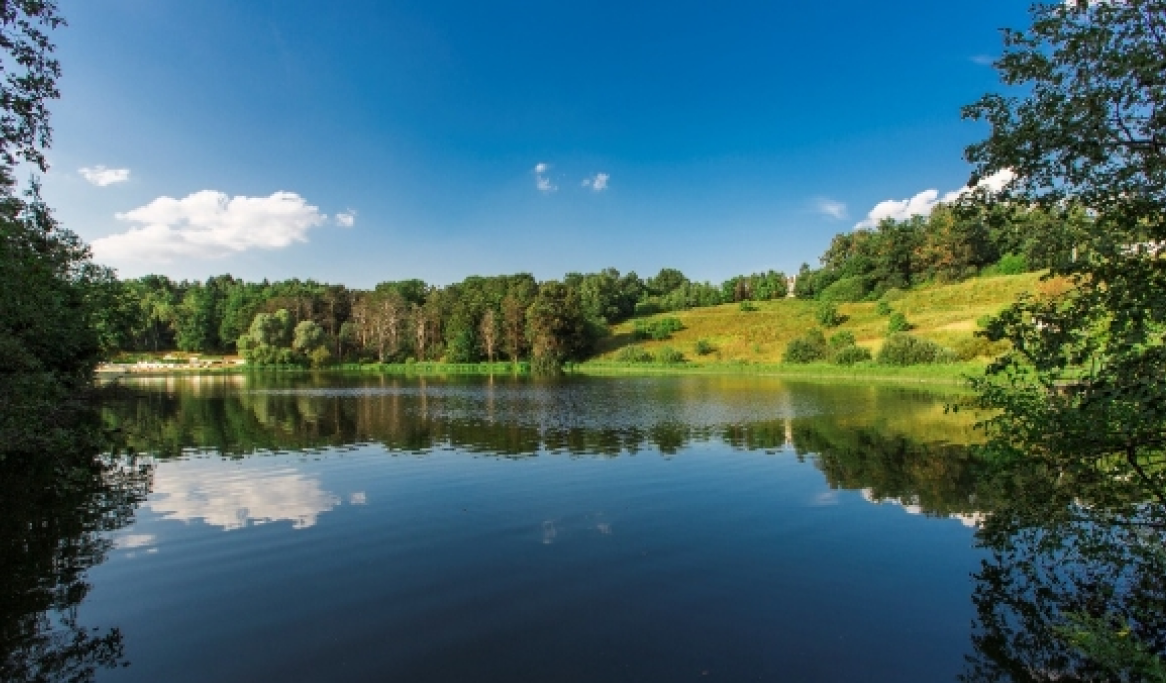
[594,272,1063,366]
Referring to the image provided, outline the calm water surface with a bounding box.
[39,374,997,681]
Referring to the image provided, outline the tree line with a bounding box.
[792,202,1078,302]
[101,202,1075,368]
[102,267,795,368]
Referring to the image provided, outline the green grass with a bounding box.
[575,360,985,385]
[596,271,1062,366]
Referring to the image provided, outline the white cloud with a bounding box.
[92,190,328,263]
[854,170,1015,230]
[534,162,557,193]
[79,165,130,186]
[814,198,848,220]
[582,172,610,191]
[335,209,357,228]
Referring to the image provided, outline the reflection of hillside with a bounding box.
[792,421,984,517]
[103,374,989,518]
[108,375,977,461]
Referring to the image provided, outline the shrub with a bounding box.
[634,301,662,317]
[832,345,872,366]
[819,276,869,303]
[951,335,1011,361]
[694,338,715,356]
[881,288,906,303]
[877,333,956,366]
[815,302,844,327]
[828,331,856,349]
[783,329,828,364]
[633,317,683,340]
[616,344,654,363]
[887,312,913,334]
[308,346,333,368]
[655,346,684,364]
[982,252,1028,277]
[876,300,892,316]
[739,301,758,312]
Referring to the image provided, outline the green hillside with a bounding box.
[594,272,1064,366]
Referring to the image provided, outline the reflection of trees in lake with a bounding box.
[963,506,1166,682]
[960,447,1166,681]
[792,421,985,517]
[109,376,980,458]
[107,376,984,515]
[0,453,151,682]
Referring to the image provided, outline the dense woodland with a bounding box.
[104,202,1068,368]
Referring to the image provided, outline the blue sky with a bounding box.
[45,0,1030,288]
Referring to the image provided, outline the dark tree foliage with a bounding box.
[0,449,151,683]
[961,1,1166,675]
[0,0,63,184]
[0,1,121,462]
[966,0,1166,502]
[525,281,596,373]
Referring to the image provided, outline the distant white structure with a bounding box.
[786,275,797,298]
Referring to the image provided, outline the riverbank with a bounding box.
[574,360,982,384]
[98,359,982,386]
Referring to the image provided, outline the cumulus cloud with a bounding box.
[814,198,848,220]
[79,165,130,186]
[92,190,328,263]
[854,170,1015,230]
[534,162,557,193]
[335,209,357,228]
[582,172,610,191]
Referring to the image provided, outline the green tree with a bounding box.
[525,281,593,373]
[292,320,326,354]
[174,283,218,352]
[967,0,1166,500]
[965,2,1166,674]
[479,308,499,362]
[501,294,527,363]
[219,282,261,352]
[0,2,115,460]
[646,267,688,296]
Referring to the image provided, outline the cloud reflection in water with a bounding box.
[149,458,340,531]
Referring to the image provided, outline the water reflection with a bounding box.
[149,458,340,531]
[7,373,1154,680]
[101,374,994,529]
[0,454,151,682]
[962,467,1166,682]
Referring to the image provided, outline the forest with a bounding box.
[101,201,1069,369]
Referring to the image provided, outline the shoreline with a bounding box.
[97,360,982,386]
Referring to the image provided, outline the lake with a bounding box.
[4,373,1022,681]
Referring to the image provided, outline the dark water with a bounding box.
[11,373,1149,682]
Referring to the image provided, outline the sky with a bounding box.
[45,0,1031,288]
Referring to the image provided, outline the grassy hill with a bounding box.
[593,272,1067,367]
